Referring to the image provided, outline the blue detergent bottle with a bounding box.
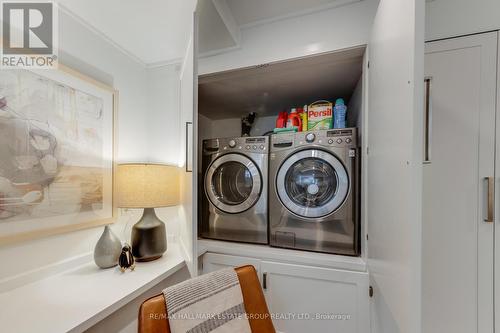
[333,98,347,129]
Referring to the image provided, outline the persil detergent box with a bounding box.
[307,100,333,130]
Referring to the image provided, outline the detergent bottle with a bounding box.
[276,111,288,128]
[286,108,302,131]
[333,98,347,129]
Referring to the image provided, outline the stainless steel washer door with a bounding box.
[277,149,349,218]
[205,154,262,214]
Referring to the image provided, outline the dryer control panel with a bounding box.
[271,128,357,152]
[203,136,269,155]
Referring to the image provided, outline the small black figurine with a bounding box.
[119,243,135,272]
[241,112,256,136]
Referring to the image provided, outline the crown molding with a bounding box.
[238,0,363,30]
[198,44,242,59]
[146,58,183,70]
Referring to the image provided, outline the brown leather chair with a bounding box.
[138,265,276,333]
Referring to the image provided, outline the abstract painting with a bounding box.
[0,67,115,243]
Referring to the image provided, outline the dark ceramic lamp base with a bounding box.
[131,208,167,262]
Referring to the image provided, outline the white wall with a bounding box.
[0,9,182,283]
[198,0,378,75]
[57,12,149,164]
[145,64,182,165]
[426,0,500,41]
[251,116,276,136]
[211,118,241,137]
[347,78,363,131]
[198,114,213,141]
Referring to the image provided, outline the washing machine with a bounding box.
[200,136,268,244]
[269,128,360,255]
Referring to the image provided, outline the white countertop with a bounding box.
[198,239,367,272]
[0,243,185,333]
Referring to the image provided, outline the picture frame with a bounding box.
[0,65,118,245]
[186,121,193,172]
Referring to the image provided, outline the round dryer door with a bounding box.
[205,154,262,214]
[276,149,349,218]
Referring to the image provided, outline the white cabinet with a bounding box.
[201,253,369,333]
[495,32,500,333]
[202,252,261,277]
[365,1,424,333]
[179,10,198,276]
[423,32,498,333]
[261,261,369,333]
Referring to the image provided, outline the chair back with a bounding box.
[138,265,276,333]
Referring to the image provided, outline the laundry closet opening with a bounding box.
[197,45,368,257]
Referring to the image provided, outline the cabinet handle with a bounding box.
[262,272,267,290]
[423,77,432,164]
[484,177,495,223]
[185,121,193,172]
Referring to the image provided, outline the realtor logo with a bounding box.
[1,1,58,68]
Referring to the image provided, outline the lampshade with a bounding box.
[116,164,180,208]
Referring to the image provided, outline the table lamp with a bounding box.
[117,163,180,261]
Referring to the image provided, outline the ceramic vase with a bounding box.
[94,225,122,269]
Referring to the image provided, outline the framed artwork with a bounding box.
[186,122,193,172]
[0,65,117,245]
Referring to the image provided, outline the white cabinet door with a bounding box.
[202,253,261,277]
[261,261,369,333]
[423,32,497,333]
[366,1,424,333]
[496,32,500,333]
[179,10,198,276]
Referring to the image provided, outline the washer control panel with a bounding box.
[271,128,357,151]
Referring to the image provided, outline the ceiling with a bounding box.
[198,47,365,119]
[57,0,197,65]
[58,0,361,65]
